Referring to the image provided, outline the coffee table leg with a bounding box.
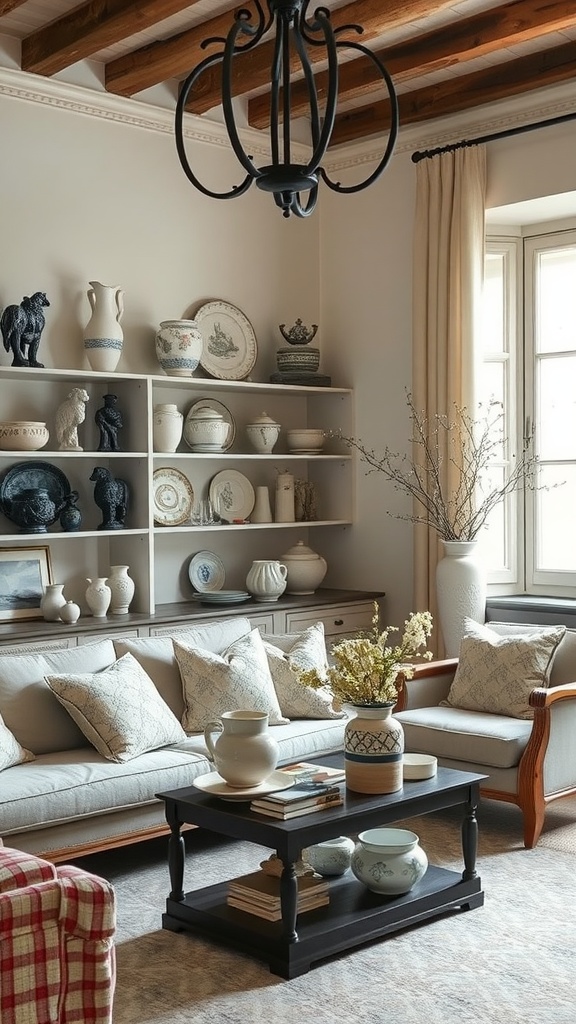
[166,802,185,901]
[461,796,478,881]
[279,858,299,943]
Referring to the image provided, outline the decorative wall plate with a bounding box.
[183,398,236,452]
[153,467,194,526]
[192,770,294,801]
[209,470,255,523]
[0,462,71,523]
[188,550,226,592]
[195,300,258,381]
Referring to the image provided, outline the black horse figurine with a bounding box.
[0,291,50,367]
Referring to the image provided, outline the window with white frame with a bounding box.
[479,224,576,596]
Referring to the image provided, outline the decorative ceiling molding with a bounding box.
[2,65,575,172]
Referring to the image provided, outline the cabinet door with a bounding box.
[0,636,77,654]
[285,602,375,640]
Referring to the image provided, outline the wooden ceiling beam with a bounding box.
[248,0,576,129]
[0,0,28,15]
[104,0,456,97]
[328,40,576,146]
[21,1,205,77]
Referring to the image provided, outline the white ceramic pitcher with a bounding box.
[204,710,279,788]
[245,559,287,602]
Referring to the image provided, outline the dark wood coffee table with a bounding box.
[157,755,486,978]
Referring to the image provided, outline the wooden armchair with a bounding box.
[395,623,576,848]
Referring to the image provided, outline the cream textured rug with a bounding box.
[77,796,576,1024]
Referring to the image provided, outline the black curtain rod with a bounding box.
[411,110,576,163]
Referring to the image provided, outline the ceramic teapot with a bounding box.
[281,541,327,594]
[204,710,279,788]
[184,407,231,450]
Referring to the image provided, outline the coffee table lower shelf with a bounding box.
[162,864,484,978]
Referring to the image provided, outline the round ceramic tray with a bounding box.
[188,550,226,592]
[209,469,255,523]
[195,300,258,381]
[192,770,294,802]
[183,399,235,452]
[153,467,194,526]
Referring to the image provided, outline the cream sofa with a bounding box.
[0,616,346,862]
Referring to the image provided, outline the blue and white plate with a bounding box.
[188,550,226,592]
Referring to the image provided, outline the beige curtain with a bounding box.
[412,145,487,655]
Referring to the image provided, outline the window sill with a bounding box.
[486,596,576,630]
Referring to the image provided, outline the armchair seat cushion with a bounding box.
[396,706,532,769]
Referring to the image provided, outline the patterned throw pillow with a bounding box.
[174,628,289,734]
[262,623,344,720]
[0,713,34,771]
[45,652,187,762]
[442,619,566,719]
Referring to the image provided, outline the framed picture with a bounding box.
[0,546,53,622]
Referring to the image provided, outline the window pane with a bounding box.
[535,465,576,571]
[482,253,506,354]
[536,248,576,354]
[538,354,576,460]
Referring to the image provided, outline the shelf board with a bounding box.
[0,529,148,541]
[152,453,351,461]
[153,520,351,534]
[0,451,147,459]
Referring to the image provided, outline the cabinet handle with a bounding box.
[334,618,344,626]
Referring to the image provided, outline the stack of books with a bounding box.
[275,761,346,785]
[250,778,343,819]
[227,870,330,921]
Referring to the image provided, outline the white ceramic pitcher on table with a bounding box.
[204,710,279,788]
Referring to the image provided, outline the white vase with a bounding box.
[153,404,183,453]
[108,565,135,615]
[302,836,355,877]
[251,485,273,523]
[83,282,124,372]
[246,560,288,602]
[59,600,81,625]
[344,703,404,794]
[204,710,279,788]
[351,828,428,895]
[155,319,203,377]
[40,583,67,622]
[275,471,295,523]
[436,540,486,657]
[85,577,111,617]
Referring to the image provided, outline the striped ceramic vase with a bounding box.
[344,703,404,794]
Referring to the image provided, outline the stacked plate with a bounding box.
[191,590,250,605]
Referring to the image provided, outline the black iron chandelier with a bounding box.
[175,0,399,218]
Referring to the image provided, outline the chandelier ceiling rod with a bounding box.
[175,1,399,219]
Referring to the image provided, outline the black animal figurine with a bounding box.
[1,291,50,367]
[95,393,122,452]
[90,466,129,530]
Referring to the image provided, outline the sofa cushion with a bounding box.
[0,714,34,772]
[441,619,566,719]
[396,706,532,768]
[174,628,289,734]
[262,624,344,720]
[45,653,187,762]
[0,640,117,754]
[113,617,252,718]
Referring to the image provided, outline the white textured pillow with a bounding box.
[174,628,289,734]
[45,652,187,762]
[442,619,566,719]
[262,623,344,720]
[0,713,34,771]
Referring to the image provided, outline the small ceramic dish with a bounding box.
[402,753,438,780]
[286,428,325,453]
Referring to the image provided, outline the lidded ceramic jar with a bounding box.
[245,411,281,454]
[281,541,327,594]
[183,407,231,451]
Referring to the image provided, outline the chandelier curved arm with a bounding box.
[319,42,399,195]
[295,7,339,177]
[285,184,319,218]
[174,6,269,201]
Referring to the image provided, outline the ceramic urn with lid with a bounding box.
[184,407,231,451]
[245,411,281,454]
[281,541,327,595]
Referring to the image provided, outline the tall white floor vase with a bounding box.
[435,541,486,657]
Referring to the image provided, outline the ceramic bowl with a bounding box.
[0,421,49,451]
[402,753,438,780]
[286,428,325,452]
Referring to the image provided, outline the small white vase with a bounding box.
[351,828,428,895]
[85,577,111,617]
[83,282,124,372]
[153,404,183,453]
[59,600,81,625]
[251,485,273,523]
[436,540,486,657]
[303,836,355,877]
[204,711,279,788]
[108,565,135,615]
[344,703,404,795]
[40,583,67,622]
[155,319,203,377]
[245,560,288,602]
[275,471,295,523]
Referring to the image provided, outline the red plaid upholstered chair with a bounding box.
[0,845,116,1024]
